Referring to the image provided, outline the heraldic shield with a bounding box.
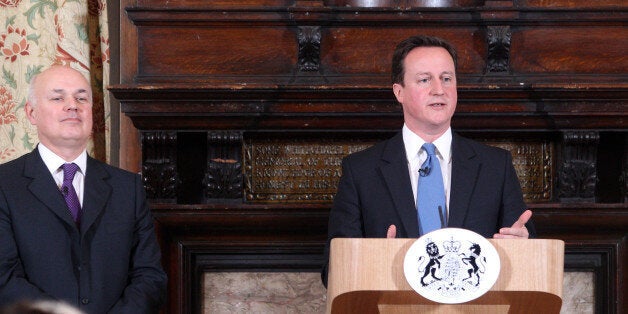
[404,228,501,304]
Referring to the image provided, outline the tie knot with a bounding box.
[422,143,437,156]
[62,163,79,182]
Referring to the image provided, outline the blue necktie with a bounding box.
[417,143,447,236]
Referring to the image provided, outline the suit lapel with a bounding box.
[448,134,480,228]
[379,133,419,237]
[80,157,111,235]
[24,150,77,227]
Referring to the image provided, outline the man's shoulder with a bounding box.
[0,151,30,174]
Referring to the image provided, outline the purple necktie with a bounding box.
[61,163,81,224]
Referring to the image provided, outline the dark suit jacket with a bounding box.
[0,149,167,313]
[322,132,535,286]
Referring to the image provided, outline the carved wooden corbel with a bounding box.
[141,131,179,202]
[297,26,322,72]
[203,131,243,200]
[486,25,511,73]
[558,131,599,202]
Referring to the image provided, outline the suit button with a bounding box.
[81,298,89,304]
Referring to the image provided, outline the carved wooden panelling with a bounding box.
[511,27,628,76]
[125,4,626,85]
[137,28,296,79]
[136,0,294,7]
[320,28,485,77]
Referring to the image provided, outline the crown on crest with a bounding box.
[443,237,461,253]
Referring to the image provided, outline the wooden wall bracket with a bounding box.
[141,131,179,203]
[558,131,599,202]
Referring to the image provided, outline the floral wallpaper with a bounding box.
[0,0,110,163]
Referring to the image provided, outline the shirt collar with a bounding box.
[402,124,452,163]
[37,143,87,176]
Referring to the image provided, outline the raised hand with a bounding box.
[387,224,397,238]
[493,209,532,239]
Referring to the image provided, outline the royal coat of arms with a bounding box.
[404,228,501,304]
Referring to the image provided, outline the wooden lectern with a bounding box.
[326,238,564,314]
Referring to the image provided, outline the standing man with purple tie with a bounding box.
[322,35,534,287]
[0,65,166,313]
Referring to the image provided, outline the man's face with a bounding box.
[25,66,93,152]
[393,46,457,137]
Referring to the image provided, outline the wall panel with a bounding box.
[138,28,297,78]
[511,27,628,75]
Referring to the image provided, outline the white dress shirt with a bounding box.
[402,124,452,215]
[38,144,87,206]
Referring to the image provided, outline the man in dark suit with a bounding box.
[0,65,167,313]
[322,35,534,287]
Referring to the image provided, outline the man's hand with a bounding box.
[493,209,532,239]
[387,224,396,238]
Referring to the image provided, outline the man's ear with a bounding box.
[24,102,37,125]
[392,83,404,104]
